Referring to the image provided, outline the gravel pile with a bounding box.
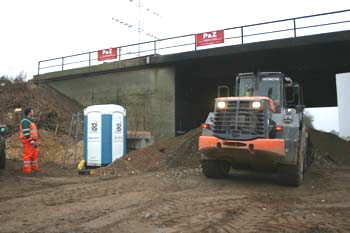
[94,128,201,177]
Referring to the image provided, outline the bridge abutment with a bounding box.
[34,57,175,141]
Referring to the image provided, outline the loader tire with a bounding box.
[277,162,303,187]
[201,160,230,179]
[305,136,314,170]
[277,124,309,186]
[0,139,6,169]
[278,129,305,187]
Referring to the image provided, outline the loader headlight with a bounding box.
[217,101,227,109]
[251,101,263,109]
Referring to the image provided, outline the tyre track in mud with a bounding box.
[0,176,80,202]
[143,191,271,233]
[0,174,161,233]
[126,168,350,233]
[260,207,350,233]
[254,168,350,233]
[1,167,350,233]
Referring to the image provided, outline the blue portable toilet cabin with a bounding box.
[84,104,126,167]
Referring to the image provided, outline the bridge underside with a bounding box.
[172,31,350,132]
[35,30,350,138]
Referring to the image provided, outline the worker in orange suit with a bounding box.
[20,108,39,173]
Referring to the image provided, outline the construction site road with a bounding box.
[1,161,350,233]
[2,76,349,233]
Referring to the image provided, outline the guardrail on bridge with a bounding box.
[37,9,350,75]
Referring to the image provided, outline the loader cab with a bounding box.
[235,72,284,112]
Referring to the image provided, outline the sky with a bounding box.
[306,107,339,132]
[0,0,349,132]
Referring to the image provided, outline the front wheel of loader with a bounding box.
[201,159,230,179]
[278,130,306,187]
[0,139,6,169]
[277,160,303,187]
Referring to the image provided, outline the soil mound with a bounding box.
[3,126,349,178]
[0,81,83,135]
[309,129,350,167]
[94,128,201,176]
[6,129,83,166]
[0,81,84,176]
[94,127,350,177]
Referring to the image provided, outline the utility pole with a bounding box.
[112,0,161,57]
[137,0,141,55]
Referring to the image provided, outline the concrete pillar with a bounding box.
[336,73,350,139]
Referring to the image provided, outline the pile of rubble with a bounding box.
[309,129,350,168]
[94,128,201,177]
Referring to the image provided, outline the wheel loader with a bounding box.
[0,125,7,169]
[199,72,313,186]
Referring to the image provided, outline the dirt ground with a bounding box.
[1,129,350,233]
[1,161,350,233]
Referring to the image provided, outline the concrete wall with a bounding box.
[35,60,175,141]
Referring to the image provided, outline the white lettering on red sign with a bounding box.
[196,30,224,47]
[203,31,217,39]
[98,48,118,61]
[102,49,113,55]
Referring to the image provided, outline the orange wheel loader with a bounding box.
[199,72,313,186]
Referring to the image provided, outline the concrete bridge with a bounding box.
[33,29,350,141]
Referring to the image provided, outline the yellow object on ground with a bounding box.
[77,160,85,170]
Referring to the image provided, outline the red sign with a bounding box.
[196,30,224,47]
[98,48,118,61]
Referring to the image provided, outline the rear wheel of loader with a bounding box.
[201,159,230,179]
[0,140,6,169]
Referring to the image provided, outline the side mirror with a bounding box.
[217,86,229,97]
[286,86,295,104]
[295,105,305,113]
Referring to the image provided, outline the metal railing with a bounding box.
[37,9,350,75]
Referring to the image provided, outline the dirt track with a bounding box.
[1,159,350,233]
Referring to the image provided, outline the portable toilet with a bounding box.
[84,104,126,167]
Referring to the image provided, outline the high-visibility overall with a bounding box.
[20,117,39,173]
